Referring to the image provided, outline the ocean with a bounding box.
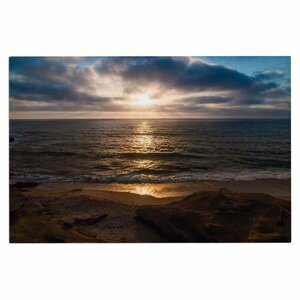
[9,119,291,183]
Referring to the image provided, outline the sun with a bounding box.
[133,94,152,106]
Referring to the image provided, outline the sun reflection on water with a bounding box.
[126,120,158,179]
[132,184,156,196]
[134,121,153,152]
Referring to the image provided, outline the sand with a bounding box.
[9,179,291,243]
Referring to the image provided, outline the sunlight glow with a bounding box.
[132,94,152,106]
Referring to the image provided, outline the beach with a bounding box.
[10,179,291,243]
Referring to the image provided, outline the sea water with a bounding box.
[10,119,291,183]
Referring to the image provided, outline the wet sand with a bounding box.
[26,178,291,200]
[9,179,291,243]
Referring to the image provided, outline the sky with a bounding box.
[9,56,291,119]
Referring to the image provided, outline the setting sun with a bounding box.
[133,94,152,106]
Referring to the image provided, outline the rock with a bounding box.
[10,201,99,243]
[136,190,291,242]
[10,136,15,143]
[10,205,24,226]
[136,208,200,242]
[74,214,108,226]
[10,182,40,190]
[44,234,65,243]
[62,222,73,229]
[210,188,237,212]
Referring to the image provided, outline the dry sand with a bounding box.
[9,179,291,243]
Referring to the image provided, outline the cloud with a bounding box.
[9,56,291,118]
[96,57,289,97]
[253,69,285,81]
[10,79,114,104]
[96,57,253,91]
[180,96,232,104]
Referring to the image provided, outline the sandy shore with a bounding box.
[10,179,291,243]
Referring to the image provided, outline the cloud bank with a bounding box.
[9,56,291,118]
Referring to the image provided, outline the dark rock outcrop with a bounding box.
[10,182,40,190]
[10,201,100,243]
[136,190,291,242]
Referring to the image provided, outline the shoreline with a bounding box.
[13,178,291,201]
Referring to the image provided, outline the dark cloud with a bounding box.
[175,95,289,108]
[97,57,289,98]
[10,79,113,105]
[9,57,112,111]
[212,107,291,118]
[10,57,67,81]
[181,96,232,104]
[162,101,290,118]
[10,99,127,112]
[97,57,253,91]
[231,98,267,105]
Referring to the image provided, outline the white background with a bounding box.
[0,1,299,299]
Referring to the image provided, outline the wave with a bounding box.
[10,169,291,184]
[115,152,207,160]
[10,150,207,160]
[10,150,88,158]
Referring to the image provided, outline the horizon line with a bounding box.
[9,117,291,121]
